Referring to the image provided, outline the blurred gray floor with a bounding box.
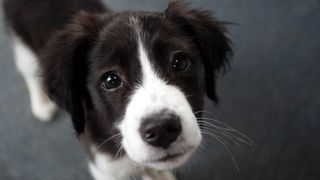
[1,0,320,180]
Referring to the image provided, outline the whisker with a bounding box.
[194,110,253,146]
[214,135,240,172]
[200,126,242,147]
[115,146,124,159]
[198,119,234,130]
[202,129,241,172]
[197,118,253,145]
[201,130,240,171]
[194,110,218,119]
[199,140,211,154]
[198,121,252,146]
[94,133,121,153]
[194,110,249,172]
[198,117,238,130]
[200,130,232,147]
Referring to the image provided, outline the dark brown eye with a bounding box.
[170,52,189,71]
[101,71,122,91]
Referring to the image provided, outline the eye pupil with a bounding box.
[171,53,189,71]
[102,72,121,90]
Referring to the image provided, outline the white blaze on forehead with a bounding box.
[138,40,159,83]
[138,39,167,98]
[129,15,165,89]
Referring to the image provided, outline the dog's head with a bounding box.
[42,1,231,170]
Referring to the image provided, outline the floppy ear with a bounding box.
[165,1,232,102]
[41,12,104,134]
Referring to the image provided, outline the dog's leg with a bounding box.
[12,35,57,121]
[142,169,176,180]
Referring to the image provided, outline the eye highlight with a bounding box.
[101,71,122,91]
[170,52,190,71]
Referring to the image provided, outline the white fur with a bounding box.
[90,148,176,180]
[89,150,137,180]
[12,35,57,121]
[118,33,202,170]
[142,170,176,180]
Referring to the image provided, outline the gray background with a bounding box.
[1,0,320,180]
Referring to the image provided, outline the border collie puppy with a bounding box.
[3,0,231,179]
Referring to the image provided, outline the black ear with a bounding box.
[165,1,232,102]
[41,12,104,134]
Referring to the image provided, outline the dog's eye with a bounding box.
[101,71,122,91]
[170,52,189,71]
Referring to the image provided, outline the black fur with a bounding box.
[2,0,107,53]
[165,1,232,102]
[41,12,107,134]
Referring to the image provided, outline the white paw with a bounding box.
[31,100,57,122]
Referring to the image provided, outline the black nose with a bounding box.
[140,113,182,149]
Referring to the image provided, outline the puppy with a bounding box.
[3,0,232,179]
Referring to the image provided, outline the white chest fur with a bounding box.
[89,150,176,180]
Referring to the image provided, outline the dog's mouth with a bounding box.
[142,148,192,164]
[152,152,185,163]
[137,148,194,170]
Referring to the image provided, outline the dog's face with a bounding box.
[42,2,231,170]
[86,14,207,169]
